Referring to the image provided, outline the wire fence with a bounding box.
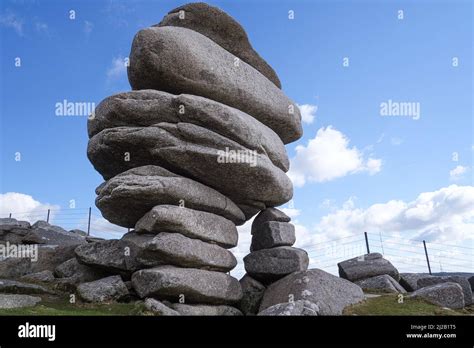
[3,209,473,277]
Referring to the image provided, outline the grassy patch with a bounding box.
[0,296,148,316]
[344,294,473,316]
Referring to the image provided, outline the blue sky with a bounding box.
[1,0,472,275]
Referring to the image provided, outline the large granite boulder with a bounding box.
[259,269,365,315]
[88,124,292,207]
[355,275,406,294]
[417,276,472,306]
[20,270,55,283]
[0,257,32,279]
[0,294,41,309]
[55,258,110,283]
[399,273,433,292]
[239,274,266,315]
[156,2,281,88]
[408,282,465,309]
[77,275,129,303]
[0,218,31,231]
[144,298,180,315]
[75,240,143,274]
[135,205,238,248]
[95,165,245,227]
[338,253,400,282]
[88,90,288,172]
[128,26,302,144]
[244,247,309,284]
[131,265,242,305]
[132,232,237,272]
[250,221,295,251]
[0,218,31,244]
[258,300,319,316]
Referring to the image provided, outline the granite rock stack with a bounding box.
[86,2,302,314]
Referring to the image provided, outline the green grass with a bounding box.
[344,294,473,316]
[0,296,148,316]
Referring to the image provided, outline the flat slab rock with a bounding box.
[258,300,319,316]
[95,165,245,227]
[88,90,288,172]
[250,221,295,251]
[244,246,309,284]
[408,282,465,309]
[144,298,180,316]
[131,265,242,305]
[77,275,129,303]
[122,232,237,272]
[0,279,52,295]
[355,274,406,294]
[338,253,400,282]
[0,294,41,309]
[417,276,472,306]
[135,205,238,248]
[169,303,242,316]
[87,124,292,208]
[156,2,282,88]
[260,269,365,315]
[128,26,302,144]
[22,220,86,247]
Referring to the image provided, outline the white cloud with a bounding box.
[106,56,127,82]
[84,20,93,35]
[309,185,474,243]
[288,126,382,187]
[449,165,468,181]
[297,104,317,124]
[0,192,59,222]
[0,11,24,36]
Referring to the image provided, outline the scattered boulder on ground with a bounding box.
[169,303,242,316]
[338,253,400,282]
[55,258,110,283]
[399,273,433,292]
[408,282,465,309]
[258,300,319,316]
[77,275,129,303]
[135,205,238,248]
[355,274,406,294]
[131,265,242,305]
[0,279,52,295]
[22,221,86,246]
[144,298,180,315]
[417,276,472,306]
[238,274,266,315]
[259,269,365,315]
[244,247,308,284]
[20,270,55,283]
[0,294,41,309]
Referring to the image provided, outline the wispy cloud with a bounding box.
[84,20,93,36]
[0,10,24,36]
[297,103,317,124]
[449,165,468,181]
[106,56,127,82]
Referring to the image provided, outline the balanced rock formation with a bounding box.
[85,3,302,313]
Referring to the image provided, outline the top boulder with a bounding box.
[156,2,282,88]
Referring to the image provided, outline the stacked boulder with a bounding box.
[84,3,302,315]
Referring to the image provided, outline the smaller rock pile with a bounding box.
[243,208,308,285]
